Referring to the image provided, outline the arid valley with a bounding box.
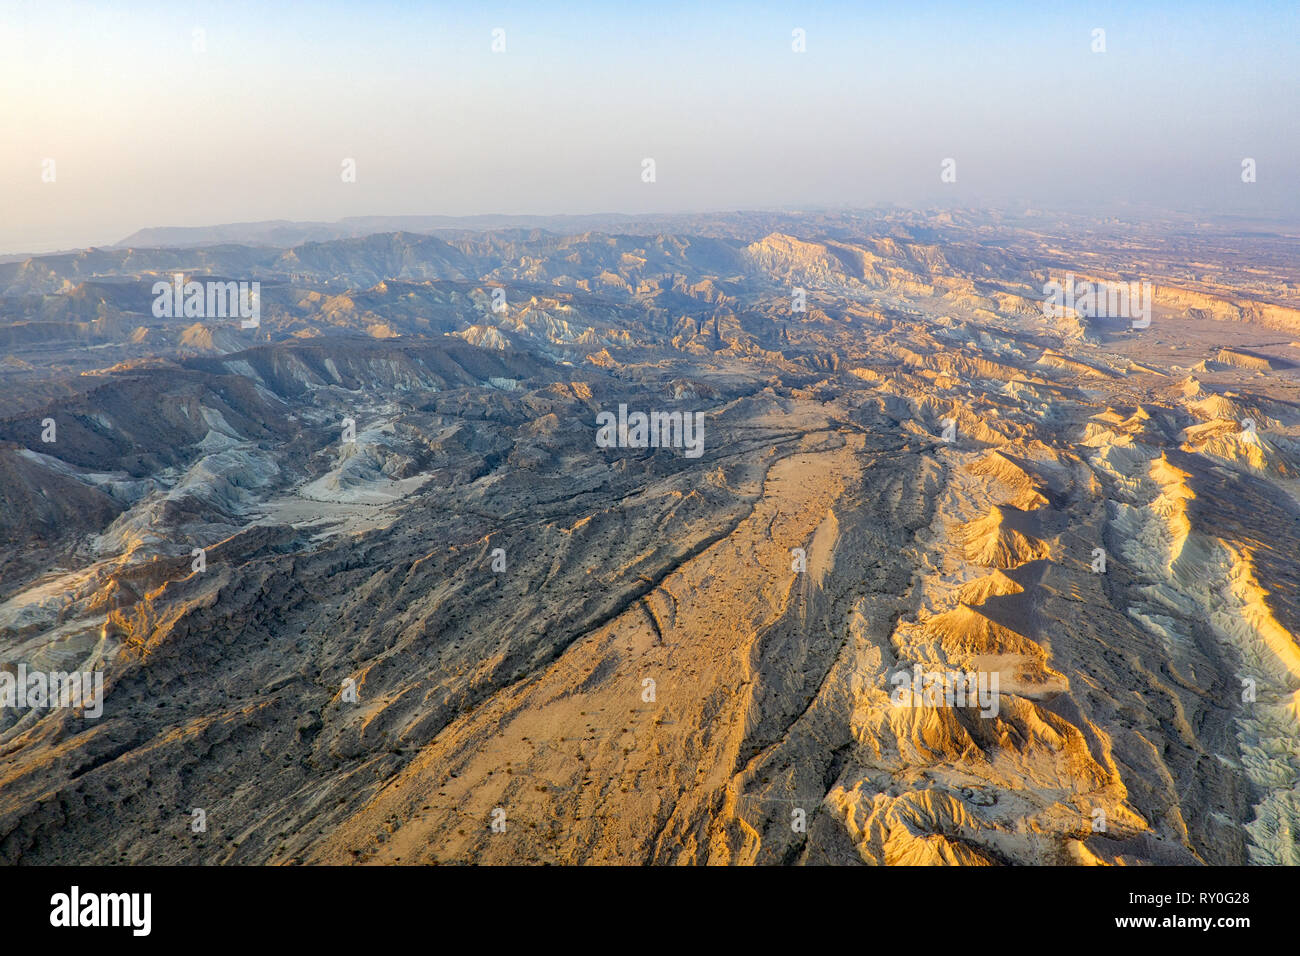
[1,208,1297,865]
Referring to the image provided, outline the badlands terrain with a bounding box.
[0,208,1297,865]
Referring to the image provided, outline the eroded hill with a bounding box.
[1,211,1297,865]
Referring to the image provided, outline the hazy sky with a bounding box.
[2,0,1297,253]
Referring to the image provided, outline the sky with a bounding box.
[2,0,1298,253]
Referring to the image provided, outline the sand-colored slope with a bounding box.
[308,432,866,864]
